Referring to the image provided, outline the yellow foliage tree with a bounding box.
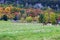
[0,7,3,18]
[50,12,56,24]
[5,7,11,13]
[44,12,49,23]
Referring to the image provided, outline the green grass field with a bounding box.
[0,21,60,40]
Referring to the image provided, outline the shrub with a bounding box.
[33,16,39,22]
[2,15,8,21]
[39,13,44,23]
[49,12,56,24]
[26,16,32,22]
[13,15,18,21]
[7,14,13,19]
[20,17,25,23]
[44,12,49,23]
[20,9,25,15]
[0,7,3,13]
[11,7,19,13]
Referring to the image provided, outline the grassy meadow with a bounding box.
[0,21,60,40]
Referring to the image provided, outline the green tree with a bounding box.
[39,13,44,23]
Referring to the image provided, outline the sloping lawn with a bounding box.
[0,21,60,40]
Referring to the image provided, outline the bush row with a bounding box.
[0,6,60,24]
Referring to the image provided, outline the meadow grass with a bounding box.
[0,21,60,40]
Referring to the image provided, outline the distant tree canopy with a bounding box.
[0,0,60,4]
[0,0,60,6]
